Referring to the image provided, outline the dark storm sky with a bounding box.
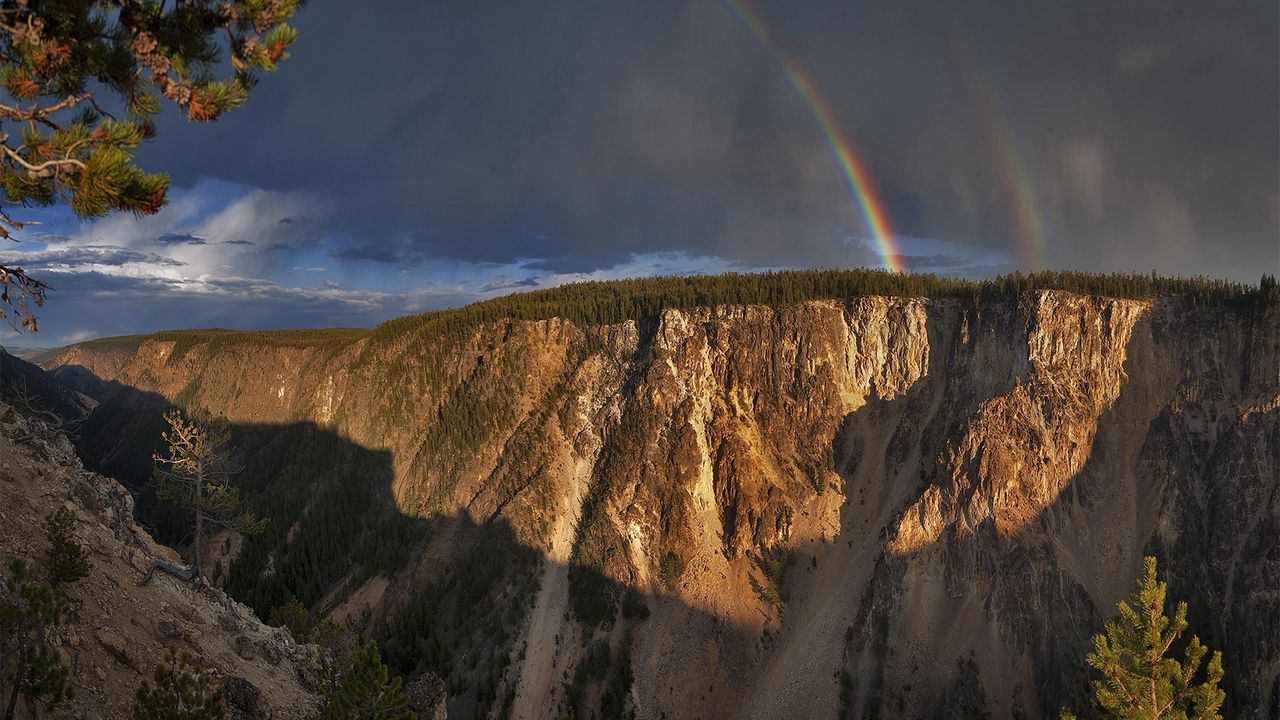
[3,0,1277,345]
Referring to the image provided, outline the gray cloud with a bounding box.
[1,250,775,345]
[9,0,1272,345]
[0,246,186,270]
[331,239,425,265]
[155,233,208,246]
[478,275,542,293]
[128,0,1275,281]
[0,271,416,345]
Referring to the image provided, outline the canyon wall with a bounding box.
[45,290,1280,719]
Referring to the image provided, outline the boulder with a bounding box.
[405,671,448,720]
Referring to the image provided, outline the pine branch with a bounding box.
[0,0,302,332]
[0,143,86,175]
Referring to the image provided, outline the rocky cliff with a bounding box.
[40,282,1280,719]
[0,398,324,719]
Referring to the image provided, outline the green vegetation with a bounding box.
[323,641,413,720]
[754,547,795,607]
[1,510,91,720]
[404,361,518,511]
[372,269,1275,351]
[379,523,539,720]
[155,328,369,366]
[1061,556,1225,720]
[569,406,653,627]
[0,559,73,720]
[56,327,370,368]
[132,649,225,720]
[264,605,414,719]
[152,410,267,581]
[59,270,1277,358]
[406,352,581,519]
[565,634,636,720]
[0,1,301,332]
[49,333,154,356]
[39,268,1270,718]
[658,551,686,589]
[222,424,421,616]
[938,655,991,719]
[43,507,89,588]
[267,598,313,639]
[119,268,1261,640]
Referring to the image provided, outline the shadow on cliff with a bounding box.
[799,299,1036,720]
[983,298,1278,719]
[43,361,748,720]
[837,298,1278,719]
[0,349,94,420]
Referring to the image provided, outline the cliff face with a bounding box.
[44,291,1280,719]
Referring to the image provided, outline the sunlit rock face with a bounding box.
[47,290,1279,719]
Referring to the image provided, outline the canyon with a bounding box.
[13,277,1278,719]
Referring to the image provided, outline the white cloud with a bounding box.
[43,178,331,282]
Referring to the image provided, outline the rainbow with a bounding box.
[946,29,1048,272]
[724,0,905,273]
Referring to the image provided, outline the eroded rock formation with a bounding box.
[39,290,1279,719]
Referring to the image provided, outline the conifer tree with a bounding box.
[153,409,266,582]
[0,509,93,719]
[309,618,415,720]
[0,0,302,332]
[323,641,414,720]
[132,649,225,720]
[0,558,73,720]
[44,507,89,587]
[267,598,313,639]
[1062,556,1225,720]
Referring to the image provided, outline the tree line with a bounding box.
[372,269,1277,350]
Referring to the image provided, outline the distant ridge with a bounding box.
[45,269,1278,357]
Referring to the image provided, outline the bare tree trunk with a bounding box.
[193,464,204,582]
[3,657,22,720]
[137,561,196,586]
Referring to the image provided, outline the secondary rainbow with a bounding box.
[724,0,905,273]
[946,29,1048,272]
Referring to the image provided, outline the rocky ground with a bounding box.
[0,400,324,719]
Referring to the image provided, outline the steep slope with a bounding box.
[0,398,324,719]
[40,273,1280,719]
[0,346,95,420]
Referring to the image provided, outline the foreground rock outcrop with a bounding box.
[0,399,324,719]
[38,285,1280,719]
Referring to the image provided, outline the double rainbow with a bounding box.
[725,0,905,273]
[946,28,1048,272]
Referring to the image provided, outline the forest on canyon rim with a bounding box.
[2,269,1273,719]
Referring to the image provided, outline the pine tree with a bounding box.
[323,641,414,720]
[267,598,314,640]
[1,509,94,717]
[937,655,991,720]
[133,649,225,720]
[0,558,73,720]
[311,620,412,718]
[44,507,90,587]
[1061,556,1225,720]
[152,410,267,582]
[0,0,302,332]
